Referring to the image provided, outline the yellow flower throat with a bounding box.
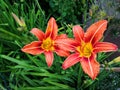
[41,37,54,51]
[76,42,93,58]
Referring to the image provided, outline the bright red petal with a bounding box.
[55,38,78,52]
[30,28,45,41]
[62,53,81,70]
[45,17,58,39]
[21,41,44,55]
[73,25,84,42]
[85,20,107,45]
[55,34,67,39]
[80,54,100,80]
[55,47,70,57]
[94,42,118,53]
[44,51,54,67]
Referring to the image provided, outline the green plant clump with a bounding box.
[0,0,120,90]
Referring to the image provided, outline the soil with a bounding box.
[104,27,120,60]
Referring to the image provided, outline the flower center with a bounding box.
[76,42,93,58]
[41,37,54,51]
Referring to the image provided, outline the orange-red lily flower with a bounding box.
[62,20,118,80]
[21,17,70,67]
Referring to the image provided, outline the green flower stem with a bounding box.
[77,65,83,89]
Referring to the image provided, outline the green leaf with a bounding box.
[0,84,6,90]
[82,79,95,89]
[43,79,74,90]
[0,54,40,72]
[0,28,21,40]
[20,86,73,90]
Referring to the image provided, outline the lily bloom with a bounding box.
[21,17,70,67]
[62,20,118,80]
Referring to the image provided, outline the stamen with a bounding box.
[41,37,54,51]
[77,42,93,58]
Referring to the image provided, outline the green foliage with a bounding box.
[0,54,75,89]
[45,0,93,24]
[0,0,46,53]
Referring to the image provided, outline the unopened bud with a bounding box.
[12,12,26,27]
[108,56,120,65]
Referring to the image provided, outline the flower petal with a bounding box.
[44,51,54,67]
[30,28,45,41]
[73,25,84,42]
[21,41,44,55]
[62,53,81,70]
[55,34,67,39]
[55,47,70,57]
[80,54,100,80]
[94,42,118,53]
[45,17,58,39]
[85,20,107,45]
[55,38,78,52]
